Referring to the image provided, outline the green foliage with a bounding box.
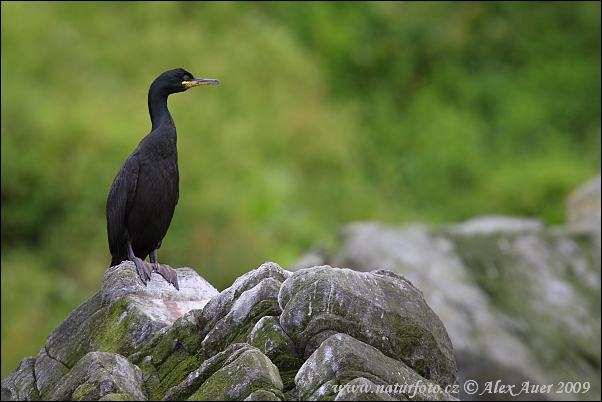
[1,1,600,379]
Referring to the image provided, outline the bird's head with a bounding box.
[152,68,220,95]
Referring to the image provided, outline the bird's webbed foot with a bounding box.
[152,263,180,290]
[132,256,154,285]
[150,250,180,290]
[127,242,153,285]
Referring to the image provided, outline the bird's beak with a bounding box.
[183,78,220,88]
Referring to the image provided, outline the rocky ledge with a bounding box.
[1,262,458,401]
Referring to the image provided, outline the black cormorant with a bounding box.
[106,68,219,290]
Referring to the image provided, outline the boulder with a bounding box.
[279,266,456,388]
[296,333,456,401]
[292,192,600,402]
[2,262,456,401]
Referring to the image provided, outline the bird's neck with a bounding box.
[148,88,174,132]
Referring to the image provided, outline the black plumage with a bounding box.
[106,68,219,290]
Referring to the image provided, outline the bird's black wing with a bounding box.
[107,150,140,263]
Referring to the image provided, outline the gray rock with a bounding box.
[294,215,600,401]
[244,389,283,401]
[1,358,39,401]
[296,333,458,401]
[334,378,396,401]
[44,352,145,401]
[163,343,283,401]
[132,309,208,400]
[448,215,545,235]
[188,344,283,401]
[295,334,457,400]
[199,262,291,357]
[248,316,304,392]
[2,261,457,401]
[279,266,457,390]
[100,262,218,317]
[1,263,218,401]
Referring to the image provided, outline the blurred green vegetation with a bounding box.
[1,1,600,379]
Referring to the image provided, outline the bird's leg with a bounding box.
[127,241,153,285]
[150,250,180,290]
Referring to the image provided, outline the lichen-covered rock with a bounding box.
[189,344,283,401]
[129,308,212,400]
[100,263,217,312]
[2,261,458,401]
[199,262,290,358]
[1,358,39,401]
[163,343,283,401]
[279,266,457,390]
[333,377,396,401]
[296,333,458,401]
[1,263,218,401]
[44,352,145,401]
[247,316,304,391]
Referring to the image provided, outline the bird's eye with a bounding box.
[182,75,190,81]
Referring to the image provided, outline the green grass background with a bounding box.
[1,1,600,379]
